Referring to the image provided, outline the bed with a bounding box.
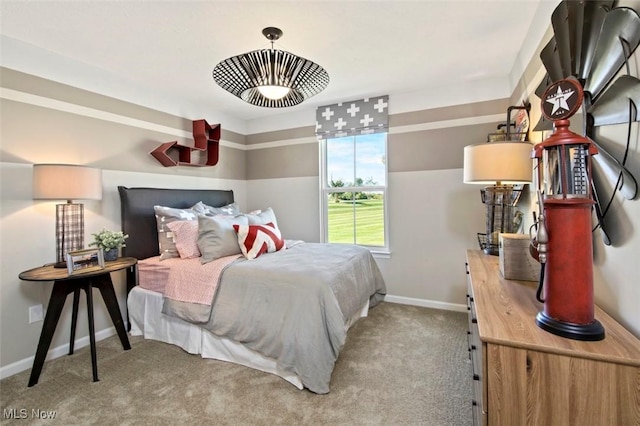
[118,186,387,394]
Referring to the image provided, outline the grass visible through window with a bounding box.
[327,199,384,246]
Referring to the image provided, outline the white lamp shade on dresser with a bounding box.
[463,142,533,184]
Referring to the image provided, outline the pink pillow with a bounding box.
[233,222,285,260]
[166,220,201,259]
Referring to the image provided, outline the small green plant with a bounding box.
[90,229,129,250]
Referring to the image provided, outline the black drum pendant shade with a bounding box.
[212,27,329,108]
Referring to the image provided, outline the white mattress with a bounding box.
[128,286,369,389]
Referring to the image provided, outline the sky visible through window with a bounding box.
[326,133,386,186]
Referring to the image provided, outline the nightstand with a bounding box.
[19,257,137,387]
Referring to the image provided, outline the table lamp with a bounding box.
[463,141,533,255]
[33,164,103,267]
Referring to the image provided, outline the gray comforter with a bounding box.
[164,242,386,394]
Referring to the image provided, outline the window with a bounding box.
[316,95,389,253]
[320,132,388,251]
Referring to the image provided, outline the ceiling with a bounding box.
[0,1,555,126]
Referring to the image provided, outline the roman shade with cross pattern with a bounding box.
[315,95,389,139]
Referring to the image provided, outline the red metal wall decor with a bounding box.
[151,119,220,167]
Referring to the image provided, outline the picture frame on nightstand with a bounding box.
[67,248,105,275]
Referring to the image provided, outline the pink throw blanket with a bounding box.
[164,255,240,306]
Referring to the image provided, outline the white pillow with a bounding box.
[246,207,278,227]
[154,205,198,260]
[192,201,241,216]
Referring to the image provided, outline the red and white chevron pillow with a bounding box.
[233,222,285,260]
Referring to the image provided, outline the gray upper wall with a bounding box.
[2,66,511,181]
[245,98,510,180]
[2,67,191,135]
[0,67,247,145]
[1,67,246,180]
[390,99,510,126]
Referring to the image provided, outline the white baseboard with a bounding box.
[383,294,467,312]
[1,297,465,380]
[0,326,117,381]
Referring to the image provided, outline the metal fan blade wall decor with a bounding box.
[577,1,613,81]
[588,75,640,126]
[212,27,329,108]
[535,74,552,99]
[551,0,582,77]
[589,137,638,201]
[584,7,640,100]
[540,38,564,83]
[536,0,640,246]
[533,74,555,131]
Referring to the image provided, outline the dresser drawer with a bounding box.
[466,262,486,425]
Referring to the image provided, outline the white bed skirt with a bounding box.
[127,286,369,389]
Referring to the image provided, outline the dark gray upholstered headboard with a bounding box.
[118,186,234,261]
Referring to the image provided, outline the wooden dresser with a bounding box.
[465,249,640,426]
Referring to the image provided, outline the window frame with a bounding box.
[319,133,390,255]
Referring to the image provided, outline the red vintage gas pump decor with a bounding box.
[531,78,605,341]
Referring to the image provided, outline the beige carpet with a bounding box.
[1,302,471,425]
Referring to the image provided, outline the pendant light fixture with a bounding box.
[212,27,329,108]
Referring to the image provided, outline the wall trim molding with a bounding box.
[389,113,504,135]
[0,88,246,151]
[0,326,117,381]
[384,294,467,313]
[0,295,465,380]
[1,87,503,153]
[238,113,505,151]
